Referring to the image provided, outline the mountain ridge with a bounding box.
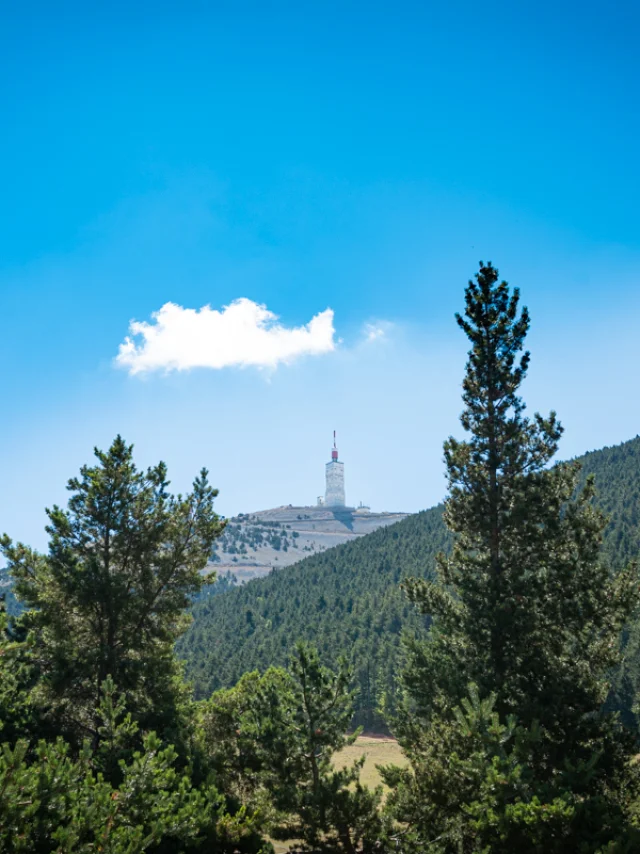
[178,434,640,728]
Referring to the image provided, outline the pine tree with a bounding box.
[388,263,640,851]
[0,725,226,853]
[1,435,225,747]
[201,644,386,853]
[0,601,36,745]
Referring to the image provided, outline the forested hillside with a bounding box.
[178,434,640,727]
[179,505,452,726]
[578,438,640,566]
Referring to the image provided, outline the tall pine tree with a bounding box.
[387,263,640,852]
[1,436,225,748]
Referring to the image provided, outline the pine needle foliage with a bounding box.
[390,263,640,851]
[1,435,225,746]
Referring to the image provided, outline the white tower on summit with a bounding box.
[325,431,346,507]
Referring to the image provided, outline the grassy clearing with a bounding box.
[273,735,407,854]
[333,735,408,789]
[271,737,407,853]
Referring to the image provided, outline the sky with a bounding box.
[1,0,639,550]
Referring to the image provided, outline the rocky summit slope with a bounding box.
[211,505,411,580]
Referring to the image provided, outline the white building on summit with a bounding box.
[324,431,346,507]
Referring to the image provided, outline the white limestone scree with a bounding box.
[324,432,346,507]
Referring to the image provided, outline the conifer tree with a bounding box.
[0,602,35,745]
[202,644,385,853]
[1,436,225,746]
[387,263,640,851]
[0,688,228,854]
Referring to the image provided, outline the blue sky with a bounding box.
[1,1,639,549]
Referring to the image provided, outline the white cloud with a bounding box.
[116,298,336,375]
[363,322,391,343]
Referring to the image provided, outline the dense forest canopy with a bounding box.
[178,434,640,728]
